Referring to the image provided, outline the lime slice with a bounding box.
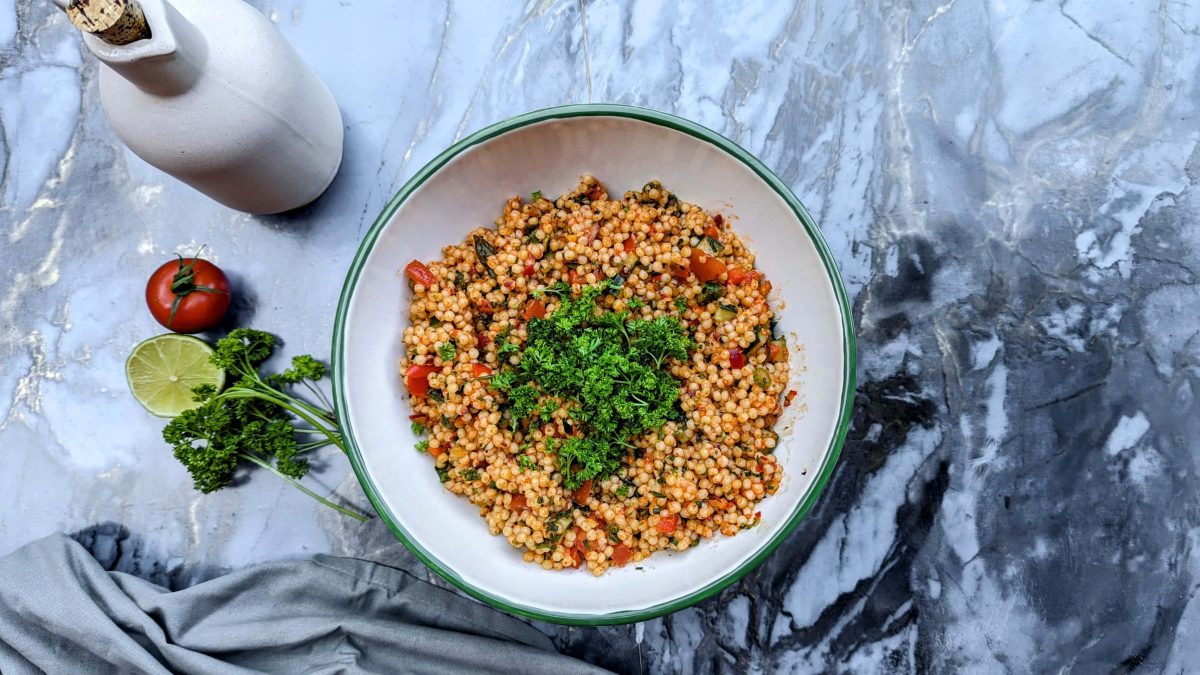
[126,334,225,417]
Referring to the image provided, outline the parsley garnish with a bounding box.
[487,283,693,488]
[411,421,427,436]
[438,342,457,361]
[415,440,430,453]
[517,454,537,471]
[460,467,481,481]
[531,190,543,201]
[627,297,644,310]
[674,296,688,312]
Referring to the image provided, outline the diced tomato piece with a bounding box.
[689,249,726,283]
[707,498,730,511]
[472,363,492,377]
[623,237,636,253]
[727,265,761,285]
[509,494,527,511]
[587,181,605,201]
[404,364,438,398]
[611,544,633,566]
[784,389,798,407]
[522,264,535,277]
[429,445,446,458]
[569,268,585,285]
[670,264,690,281]
[656,513,679,534]
[476,331,490,348]
[408,413,429,424]
[714,213,724,227]
[404,260,436,287]
[728,348,745,369]
[523,299,546,320]
[477,298,496,314]
[572,479,593,505]
[705,225,721,240]
[566,528,585,568]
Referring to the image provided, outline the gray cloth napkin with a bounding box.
[0,533,608,674]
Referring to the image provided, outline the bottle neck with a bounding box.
[83,0,206,96]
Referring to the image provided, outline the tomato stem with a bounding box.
[165,245,229,328]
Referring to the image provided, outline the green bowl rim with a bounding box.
[332,102,857,626]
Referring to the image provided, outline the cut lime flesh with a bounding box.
[126,334,225,417]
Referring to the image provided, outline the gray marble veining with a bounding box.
[2,0,1199,672]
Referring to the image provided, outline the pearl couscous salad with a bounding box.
[400,177,792,575]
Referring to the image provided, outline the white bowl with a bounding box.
[333,104,855,625]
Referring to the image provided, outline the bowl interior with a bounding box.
[336,110,851,622]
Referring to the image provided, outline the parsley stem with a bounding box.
[240,453,368,521]
[216,388,344,452]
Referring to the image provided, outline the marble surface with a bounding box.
[2,0,1199,671]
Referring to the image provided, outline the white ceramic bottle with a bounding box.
[69,0,344,214]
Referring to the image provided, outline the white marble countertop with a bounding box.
[3,0,1199,671]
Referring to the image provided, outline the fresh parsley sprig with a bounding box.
[489,283,693,488]
[162,328,368,521]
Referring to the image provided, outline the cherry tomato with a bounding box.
[572,479,593,505]
[727,265,761,285]
[523,299,546,320]
[656,513,679,534]
[611,544,633,566]
[404,364,438,398]
[145,255,232,333]
[689,249,727,283]
[404,260,435,287]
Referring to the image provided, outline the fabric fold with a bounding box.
[0,533,607,675]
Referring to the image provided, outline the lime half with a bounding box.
[126,334,225,417]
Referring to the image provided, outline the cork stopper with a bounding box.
[67,0,152,46]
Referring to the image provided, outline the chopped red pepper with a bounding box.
[471,363,492,377]
[476,331,491,349]
[586,181,606,201]
[429,445,446,458]
[623,237,636,253]
[523,299,546,320]
[704,225,721,240]
[408,413,429,424]
[569,268,585,285]
[611,544,633,566]
[656,513,679,534]
[572,479,593,506]
[728,348,745,369]
[522,263,535,277]
[670,264,690,281]
[404,260,436,287]
[509,494,527,511]
[784,389,798,407]
[477,298,496,314]
[404,364,438,398]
